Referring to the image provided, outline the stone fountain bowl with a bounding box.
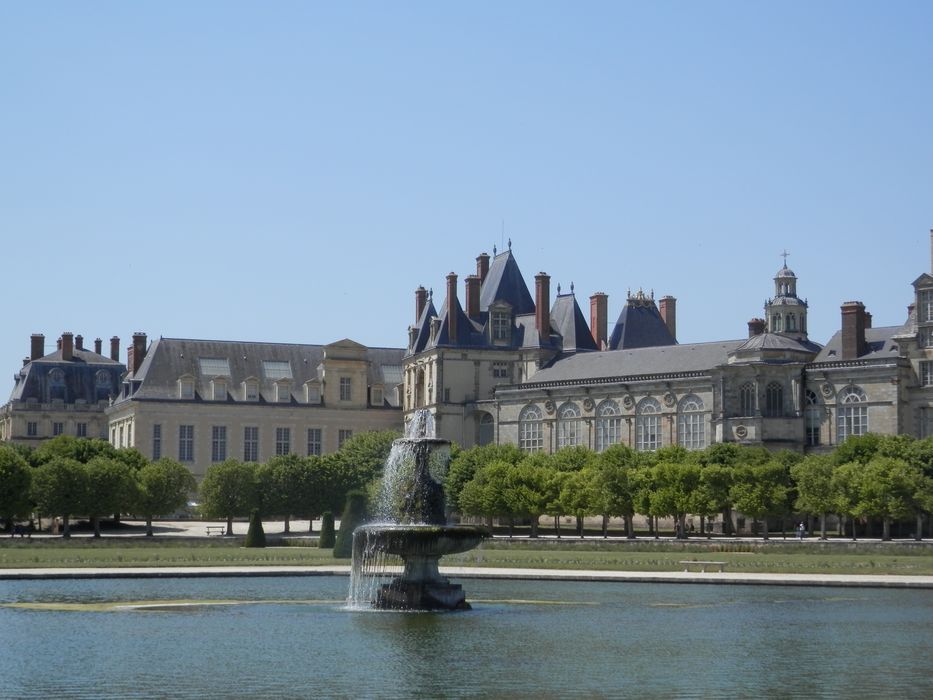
[356,523,490,558]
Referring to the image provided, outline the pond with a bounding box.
[1,576,931,698]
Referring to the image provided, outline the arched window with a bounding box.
[837,386,868,443]
[477,412,494,446]
[677,395,705,450]
[635,398,661,452]
[764,382,783,417]
[519,404,544,452]
[773,314,783,332]
[786,313,796,331]
[805,389,821,446]
[739,383,755,417]
[414,368,426,408]
[557,402,582,448]
[595,399,622,452]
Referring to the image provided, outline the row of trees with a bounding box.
[448,435,933,541]
[0,431,399,537]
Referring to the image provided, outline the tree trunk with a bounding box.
[820,512,827,540]
[602,514,609,538]
[781,516,787,540]
[226,515,233,536]
[625,514,635,539]
[63,515,71,539]
[92,515,101,538]
[530,516,539,538]
[647,515,655,537]
[916,513,924,541]
[284,515,290,534]
[146,516,154,537]
[554,515,561,539]
[508,517,514,539]
[576,515,584,538]
[654,515,660,540]
[722,508,735,536]
[700,515,705,538]
[850,516,857,541]
[882,517,891,541]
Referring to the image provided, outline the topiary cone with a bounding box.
[333,491,367,558]
[245,509,266,548]
[319,511,336,549]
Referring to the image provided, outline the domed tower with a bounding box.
[765,255,809,341]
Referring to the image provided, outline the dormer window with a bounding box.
[275,381,291,403]
[305,382,322,404]
[919,289,933,323]
[492,311,510,342]
[178,376,195,399]
[211,378,227,401]
[243,379,259,401]
[339,377,352,401]
[371,387,384,406]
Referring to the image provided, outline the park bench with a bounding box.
[206,526,227,537]
[679,560,726,573]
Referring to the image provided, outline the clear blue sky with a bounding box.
[2,2,931,384]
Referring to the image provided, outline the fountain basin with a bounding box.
[356,524,489,560]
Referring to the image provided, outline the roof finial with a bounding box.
[508,237,512,250]
[428,287,433,300]
[570,281,575,295]
[781,249,790,266]
[557,283,562,295]
[493,244,497,256]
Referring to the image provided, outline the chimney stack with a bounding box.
[129,332,147,374]
[75,335,84,351]
[30,333,45,361]
[864,311,872,329]
[94,338,102,355]
[929,227,932,274]
[476,253,490,283]
[57,338,62,351]
[465,275,481,320]
[841,301,867,360]
[110,336,120,362]
[590,292,608,349]
[748,318,766,337]
[535,272,551,340]
[446,272,459,342]
[61,332,74,361]
[415,286,428,322]
[659,295,677,341]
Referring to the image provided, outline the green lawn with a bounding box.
[2,537,932,575]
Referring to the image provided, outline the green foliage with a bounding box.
[335,430,399,485]
[244,509,266,548]
[791,455,835,516]
[729,462,789,522]
[31,457,87,527]
[33,436,116,466]
[832,433,882,465]
[458,460,513,519]
[0,445,32,521]
[447,443,524,507]
[590,445,640,518]
[319,511,336,548]
[551,445,594,472]
[137,458,197,520]
[200,459,259,521]
[333,490,368,558]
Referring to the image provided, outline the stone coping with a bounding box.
[2,565,932,589]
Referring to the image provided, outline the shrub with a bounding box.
[333,491,368,558]
[319,511,336,549]
[244,509,266,548]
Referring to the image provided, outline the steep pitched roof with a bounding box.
[608,297,677,350]
[8,349,124,403]
[549,293,597,353]
[479,249,535,315]
[813,326,902,363]
[524,340,745,385]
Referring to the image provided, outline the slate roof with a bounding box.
[8,349,124,403]
[479,249,535,315]
[116,337,405,406]
[549,293,597,353]
[813,326,903,363]
[732,333,822,355]
[524,340,745,385]
[608,301,677,350]
[409,299,438,354]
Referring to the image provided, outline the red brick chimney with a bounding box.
[465,275,481,320]
[110,336,120,362]
[535,272,551,340]
[94,338,103,355]
[446,273,459,342]
[841,301,867,359]
[476,253,490,283]
[864,311,872,329]
[129,332,147,374]
[30,334,45,361]
[748,318,766,337]
[75,335,84,351]
[61,332,74,361]
[415,286,428,321]
[659,296,677,341]
[590,292,608,349]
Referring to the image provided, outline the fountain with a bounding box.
[348,411,490,610]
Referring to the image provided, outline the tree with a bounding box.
[136,458,197,536]
[0,445,32,529]
[458,460,513,529]
[335,430,400,485]
[505,458,554,537]
[245,509,266,548]
[319,511,336,548]
[447,443,524,511]
[831,461,863,540]
[695,464,734,537]
[558,467,599,538]
[859,457,923,541]
[334,490,368,558]
[200,459,259,535]
[257,454,308,531]
[591,445,640,538]
[33,436,116,466]
[729,462,788,539]
[832,433,882,466]
[84,456,138,537]
[649,461,701,539]
[31,457,87,538]
[791,455,835,539]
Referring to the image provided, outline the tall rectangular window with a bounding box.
[27,421,38,437]
[338,429,353,448]
[211,426,227,462]
[53,422,64,436]
[307,428,322,456]
[152,424,162,460]
[920,327,933,348]
[492,312,510,341]
[178,425,194,462]
[76,422,87,438]
[492,362,510,379]
[275,427,291,455]
[243,427,259,462]
[919,289,933,323]
[921,361,933,386]
[339,377,352,401]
